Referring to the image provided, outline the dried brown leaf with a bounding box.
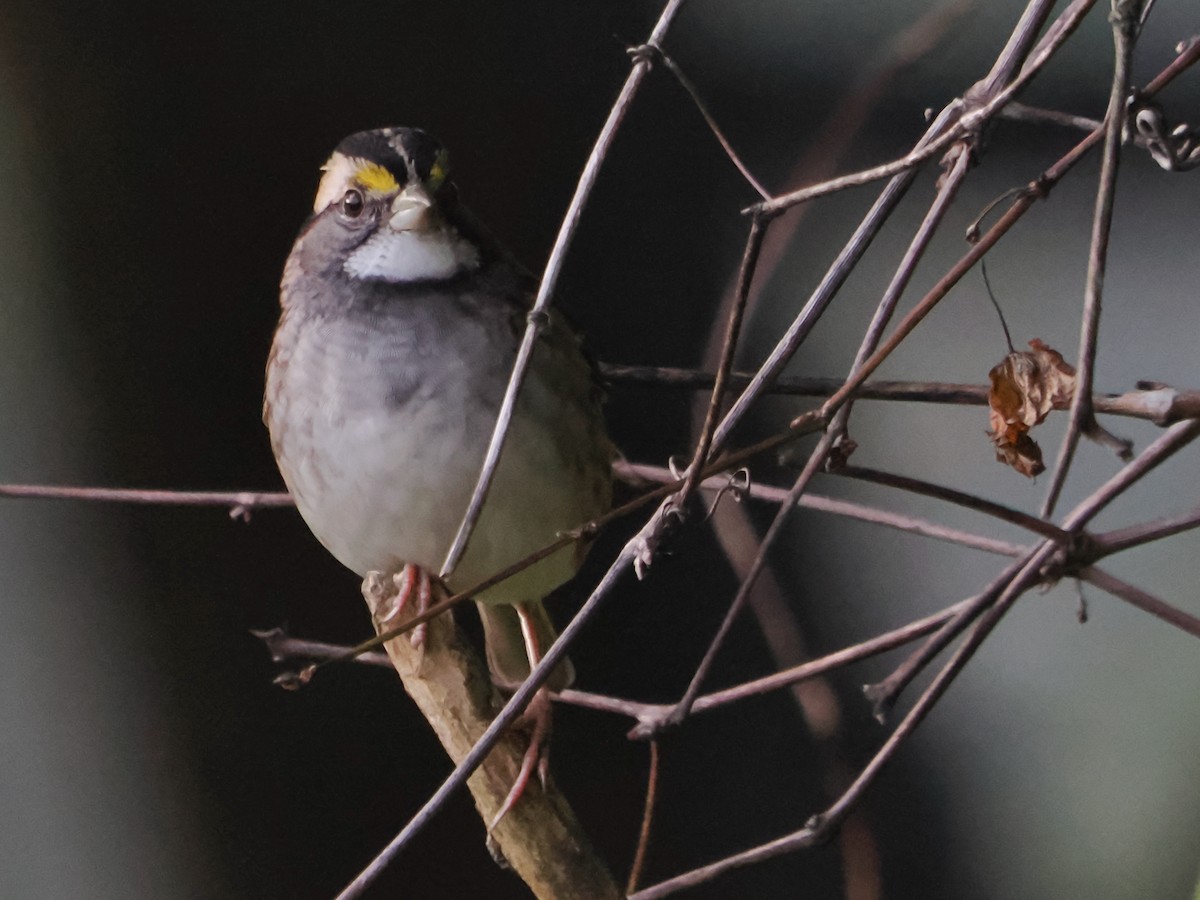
[986,339,1077,478]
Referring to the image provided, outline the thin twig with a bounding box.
[654,50,771,199]
[713,123,958,454]
[1080,566,1200,639]
[836,465,1067,542]
[744,132,961,218]
[689,597,973,716]
[0,484,291,517]
[679,218,766,506]
[621,461,1028,558]
[1090,503,1200,555]
[437,0,691,580]
[973,0,1059,96]
[1000,101,1105,133]
[634,435,837,737]
[1060,418,1200,533]
[824,136,974,460]
[862,560,1023,718]
[626,740,662,895]
[252,628,391,669]
[1039,0,1144,517]
[601,364,1200,422]
[254,594,974,725]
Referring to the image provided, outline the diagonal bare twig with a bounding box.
[626,740,662,894]
[651,48,771,199]
[1080,566,1200,639]
[678,218,766,507]
[1090,503,1200,555]
[1039,0,1145,517]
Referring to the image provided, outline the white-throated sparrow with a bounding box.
[264,127,613,805]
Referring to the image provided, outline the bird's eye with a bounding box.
[340,189,365,218]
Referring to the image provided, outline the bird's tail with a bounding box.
[477,600,574,693]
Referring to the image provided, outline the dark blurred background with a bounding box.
[1,1,1198,898]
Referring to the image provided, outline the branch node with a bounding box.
[861,682,894,724]
[802,812,837,845]
[274,665,316,691]
[633,503,687,579]
[627,42,663,69]
[627,706,685,742]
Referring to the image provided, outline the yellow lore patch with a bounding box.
[354,161,401,195]
[314,152,401,212]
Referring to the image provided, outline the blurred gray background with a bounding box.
[1,1,1197,898]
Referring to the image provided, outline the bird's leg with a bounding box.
[488,602,554,832]
[389,563,434,647]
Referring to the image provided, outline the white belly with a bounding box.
[265,303,608,605]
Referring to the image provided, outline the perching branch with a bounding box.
[351,574,621,900]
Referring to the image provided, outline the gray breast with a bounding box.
[265,271,611,595]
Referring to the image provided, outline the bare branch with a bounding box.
[679,218,766,505]
[620,461,1028,558]
[602,365,1200,423]
[351,575,621,900]
[1040,0,1145,517]
[1000,101,1105,133]
[747,0,1095,219]
[635,410,1200,898]
[634,439,835,736]
[0,484,290,519]
[1080,567,1200,639]
[653,49,771,199]
[745,134,961,218]
[252,627,391,669]
[626,740,662,895]
[835,465,1067,542]
[336,535,639,899]
[1091,503,1200,555]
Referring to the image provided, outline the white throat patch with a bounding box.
[344,228,480,282]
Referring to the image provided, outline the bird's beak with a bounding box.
[388,184,434,232]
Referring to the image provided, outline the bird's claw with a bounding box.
[488,687,553,832]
